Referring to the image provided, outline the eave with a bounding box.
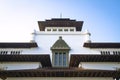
[0,42,38,48]
[83,43,120,48]
[0,68,119,77]
[70,55,120,67]
[0,54,52,67]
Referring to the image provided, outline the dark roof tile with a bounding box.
[70,55,120,67]
[83,43,120,48]
[0,42,38,48]
[0,68,118,77]
[0,54,52,67]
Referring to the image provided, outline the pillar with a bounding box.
[84,29,91,43]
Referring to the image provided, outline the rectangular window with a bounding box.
[64,29,68,32]
[59,53,62,65]
[0,51,8,55]
[101,51,110,55]
[63,53,66,66]
[58,29,62,31]
[70,29,74,31]
[47,29,51,31]
[53,29,57,31]
[54,52,58,65]
[54,52,68,67]
[118,51,120,55]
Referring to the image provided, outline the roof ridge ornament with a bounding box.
[59,36,62,40]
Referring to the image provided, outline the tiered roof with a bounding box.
[38,18,83,31]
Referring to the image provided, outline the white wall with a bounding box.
[34,31,94,55]
[0,62,41,70]
[80,62,120,70]
[6,77,113,80]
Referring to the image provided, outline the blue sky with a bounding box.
[0,0,120,42]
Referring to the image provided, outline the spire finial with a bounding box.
[60,13,62,18]
[59,36,62,40]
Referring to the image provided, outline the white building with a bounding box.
[0,18,120,80]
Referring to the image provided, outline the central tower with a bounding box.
[38,18,83,67]
[36,18,88,67]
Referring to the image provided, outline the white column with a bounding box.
[30,29,36,42]
[84,29,91,43]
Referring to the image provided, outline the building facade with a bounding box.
[0,18,120,80]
